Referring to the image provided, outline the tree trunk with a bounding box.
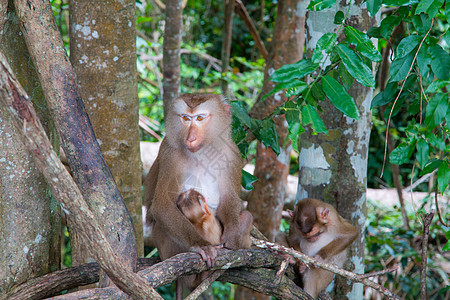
[69,0,143,258]
[0,1,60,291]
[298,3,378,298]
[237,1,307,299]
[162,0,182,116]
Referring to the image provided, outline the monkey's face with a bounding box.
[294,205,324,242]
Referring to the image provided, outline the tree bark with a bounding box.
[13,0,137,272]
[239,1,307,299]
[298,3,378,298]
[220,0,234,94]
[69,0,143,258]
[162,0,182,116]
[0,1,60,292]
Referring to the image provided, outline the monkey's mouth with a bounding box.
[187,145,201,152]
[304,231,321,242]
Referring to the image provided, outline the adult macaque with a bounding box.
[287,198,358,299]
[144,94,253,297]
[177,189,222,246]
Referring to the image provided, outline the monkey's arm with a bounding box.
[216,193,243,250]
[316,224,357,259]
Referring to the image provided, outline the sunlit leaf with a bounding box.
[230,101,252,127]
[367,0,382,16]
[396,35,422,59]
[307,0,336,11]
[425,93,448,129]
[420,159,442,176]
[415,0,444,18]
[270,60,319,83]
[389,142,416,165]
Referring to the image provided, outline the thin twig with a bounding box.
[251,237,401,300]
[358,266,399,279]
[381,19,434,177]
[434,186,449,227]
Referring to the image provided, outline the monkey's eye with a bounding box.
[180,115,192,122]
[196,115,207,121]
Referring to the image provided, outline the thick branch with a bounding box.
[0,52,162,300]
[251,238,401,300]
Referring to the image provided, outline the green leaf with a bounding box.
[262,80,308,101]
[301,104,328,135]
[336,44,375,87]
[425,80,450,93]
[317,33,337,53]
[380,15,401,40]
[338,63,354,90]
[230,101,252,127]
[425,93,448,129]
[241,170,258,191]
[284,101,300,126]
[415,0,444,18]
[310,82,326,101]
[416,139,429,169]
[389,52,414,82]
[412,14,432,35]
[437,161,450,193]
[367,0,382,16]
[288,122,304,152]
[270,60,319,83]
[307,0,336,11]
[334,11,345,24]
[367,26,382,38]
[420,159,442,176]
[251,119,280,155]
[416,45,432,79]
[344,26,382,62]
[446,0,450,23]
[429,45,450,80]
[285,82,308,97]
[321,75,360,119]
[370,82,398,108]
[383,0,418,5]
[396,35,422,59]
[389,142,415,165]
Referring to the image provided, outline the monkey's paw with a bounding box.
[190,245,222,268]
[221,231,240,250]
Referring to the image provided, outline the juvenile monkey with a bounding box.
[287,198,358,299]
[144,94,253,298]
[177,189,222,246]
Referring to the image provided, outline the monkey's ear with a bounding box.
[317,207,329,223]
[223,104,231,116]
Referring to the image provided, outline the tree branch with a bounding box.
[251,238,402,300]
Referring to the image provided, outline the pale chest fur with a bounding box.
[180,148,234,213]
[299,231,346,267]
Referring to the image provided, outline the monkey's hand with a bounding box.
[190,245,222,268]
[298,261,308,273]
[221,230,241,250]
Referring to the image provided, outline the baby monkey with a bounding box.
[176,189,222,246]
[286,198,358,299]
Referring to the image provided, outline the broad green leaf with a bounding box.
[367,0,382,16]
[270,60,319,83]
[286,84,308,97]
[344,26,382,62]
[338,63,354,90]
[231,101,252,127]
[416,45,432,79]
[437,161,450,193]
[288,122,304,152]
[307,0,336,11]
[285,101,300,126]
[444,241,450,252]
[383,0,418,5]
[317,33,337,53]
[425,93,448,129]
[310,82,326,101]
[370,82,398,108]
[337,44,375,87]
[301,104,328,135]
[446,0,450,23]
[321,75,360,119]
[425,80,450,93]
[415,0,443,18]
[262,80,308,101]
[251,119,280,155]
[334,11,345,24]
[242,170,258,191]
[420,159,442,176]
[380,15,401,40]
[389,52,414,82]
[429,45,450,80]
[367,26,382,38]
[396,35,422,59]
[416,139,429,169]
[412,14,432,35]
[389,142,416,165]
